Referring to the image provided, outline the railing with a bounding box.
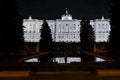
[83,51,114,62]
[18,52,48,62]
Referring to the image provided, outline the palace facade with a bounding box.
[23,9,110,43]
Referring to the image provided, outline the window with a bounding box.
[33,30,35,33]
[106,24,108,26]
[98,24,100,27]
[102,34,104,38]
[102,24,104,26]
[30,24,32,26]
[74,35,75,38]
[74,24,76,26]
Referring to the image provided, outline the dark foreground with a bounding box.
[1,70,120,80]
[0,62,120,80]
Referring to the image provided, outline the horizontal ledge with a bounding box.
[0,71,29,77]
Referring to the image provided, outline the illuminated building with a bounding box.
[23,9,110,42]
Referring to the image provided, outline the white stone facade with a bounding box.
[23,10,110,43]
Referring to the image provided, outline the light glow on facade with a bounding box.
[23,10,110,43]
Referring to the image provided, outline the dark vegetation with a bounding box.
[80,17,95,62]
[0,0,24,61]
[108,0,120,60]
[38,20,53,63]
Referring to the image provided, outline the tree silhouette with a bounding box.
[39,20,53,51]
[0,0,24,60]
[109,0,120,60]
[80,17,95,62]
[38,20,53,62]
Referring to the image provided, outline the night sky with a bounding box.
[17,0,111,20]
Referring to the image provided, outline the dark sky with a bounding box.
[17,0,111,20]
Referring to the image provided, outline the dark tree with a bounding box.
[109,0,120,60]
[38,20,53,62]
[39,20,53,51]
[80,17,95,62]
[0,0,24,60]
